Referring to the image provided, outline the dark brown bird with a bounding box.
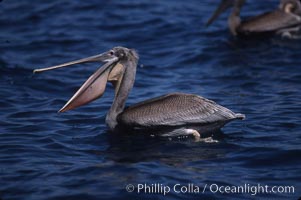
[34,47,245,139]
[206,0,301,38]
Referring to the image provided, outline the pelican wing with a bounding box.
[239,10,301,33]
[117,93,244,128]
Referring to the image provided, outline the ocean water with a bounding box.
[0,0,300,199]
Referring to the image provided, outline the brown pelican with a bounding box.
[34,47,245,139]
[206,0,301,38]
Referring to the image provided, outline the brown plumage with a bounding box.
[118,93,244,128]
[238,9,301,34]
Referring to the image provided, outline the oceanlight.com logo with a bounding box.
[125,183,295,196]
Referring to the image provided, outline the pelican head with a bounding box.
[34,47,138,113]
[206,0,246,27]
[279,0,301,15]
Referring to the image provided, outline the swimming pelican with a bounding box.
[34,47,245,139]
[206,0,301,38]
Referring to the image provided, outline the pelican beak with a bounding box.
[206,0,234,26]
[33,51,119,112]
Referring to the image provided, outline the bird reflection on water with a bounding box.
[94,129,228,166]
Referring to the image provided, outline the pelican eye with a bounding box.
[109,51,114,56]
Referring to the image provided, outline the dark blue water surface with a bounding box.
[1,0,301,199]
